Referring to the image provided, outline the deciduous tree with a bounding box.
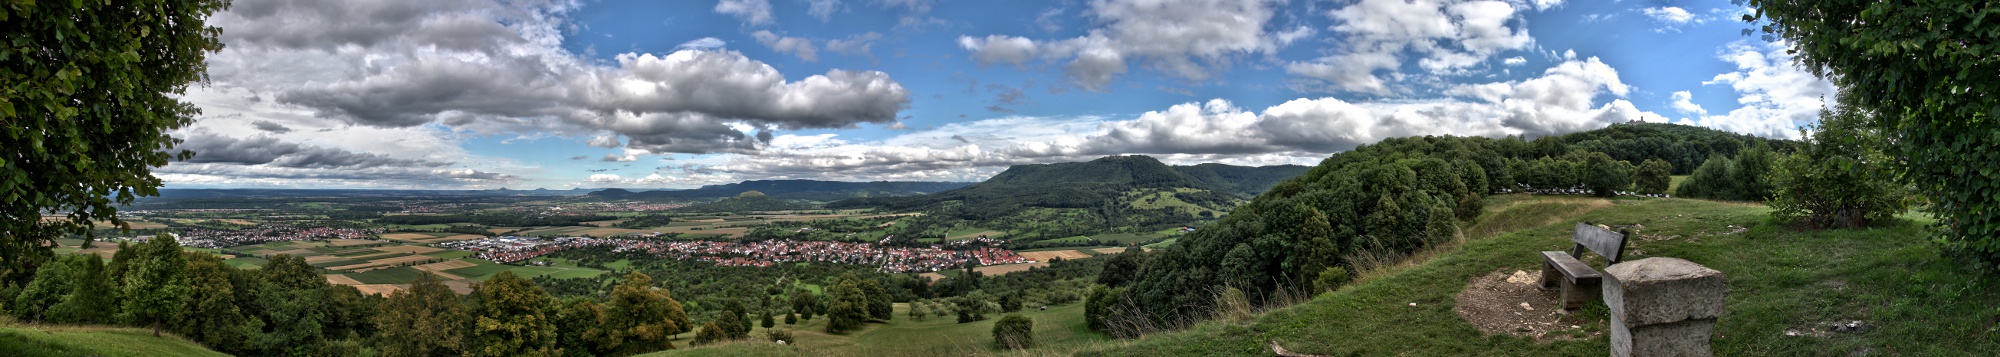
[1740,0,2000,267]
[604,271,686,353]
[1634,159,1673,195]
[467,271,559,357]
[172,253,257,350]
[374,273,468,357]
[122,235,188,336]
[0,0,228,285]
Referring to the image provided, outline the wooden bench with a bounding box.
[1539,222,1630,310]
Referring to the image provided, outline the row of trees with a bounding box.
[6,234,708,356]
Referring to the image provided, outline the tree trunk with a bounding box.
[153,320,161,337]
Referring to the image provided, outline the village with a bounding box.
[440,235,1030,273]
[176,224,385,248]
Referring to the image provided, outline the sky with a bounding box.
[162,0,1836,190]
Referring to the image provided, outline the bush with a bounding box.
[764,329,793,344]
[1769,96,1908,229]
[992,314,1034,349]
[693,322,724,346]
[1313,266,1351,294]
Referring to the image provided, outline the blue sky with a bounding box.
[164,0,1834,189]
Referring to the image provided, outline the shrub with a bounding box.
[1314,266,1351,294]
[693,322,724,346]
[1769,96,1908,229]
[764,329,793,344]
[992,314,1034,350]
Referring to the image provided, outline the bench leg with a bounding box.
[1558,279,1600,310]
[1539,261,1562,291]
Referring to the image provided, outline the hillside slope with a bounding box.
[0,321,228,357]
[828,155,1305,217]
[1091,197,1997,356]
[673,191,819,213]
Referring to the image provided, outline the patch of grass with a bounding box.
[443,259,515,279]
[642,340,814,357]
[0,319,228,357]
[1040,236,1092,243]
[345,267,424,285]
[1464,196,1613,240]
[1088,232,1158,244]
[1668,175,1689,195]
[497,264,607,280]
[602,259,634,270]
[224,256,268,269]
[1090,197,2000,356]
[1143,238,1177,249]
[659,301,1103,357]
[306,259,368,268]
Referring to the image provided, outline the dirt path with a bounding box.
[1454,270,1594,342]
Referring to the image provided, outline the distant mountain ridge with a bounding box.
[151,188,592,199]
[585,179,973,202]
[827,155,1310,214]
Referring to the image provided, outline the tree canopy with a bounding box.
[0,0,228,283]
[1740,0,2000,268]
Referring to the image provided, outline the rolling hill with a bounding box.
[828,156,1307,215]
[672,191,820,213]
[586,180,972,202]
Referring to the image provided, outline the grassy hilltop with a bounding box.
[630,194,2000,356]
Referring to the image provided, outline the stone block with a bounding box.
[1610,318,1716,357]
[1604,257,1727,326]
[1604,257,1728,357]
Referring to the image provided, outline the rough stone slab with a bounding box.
[1611,318,1716,357]
[1604,257,1728,327]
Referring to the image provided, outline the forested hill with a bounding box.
[1174,163,1316,197]
[672,191,819,213]
[585,180,972,202]
[825,156,1308,215]
[1541,122,1796,174]
[1097,122,1798,333]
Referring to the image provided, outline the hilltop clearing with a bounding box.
[1090,197,1999,356]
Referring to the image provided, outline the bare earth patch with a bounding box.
[377,233,435,241]
[327,239,379,247]
[1019,250,1091,262]
[1454,270,1590,342]
[1091,247,1149,254]
[973,262,1048,276]
[412,260,473,280]
[441,280,474,295]
[325,274,363,285]
[351,284,403,296]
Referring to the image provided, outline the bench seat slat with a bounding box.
[1541,250,1601,284]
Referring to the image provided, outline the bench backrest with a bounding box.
[1570,222,1629,265]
